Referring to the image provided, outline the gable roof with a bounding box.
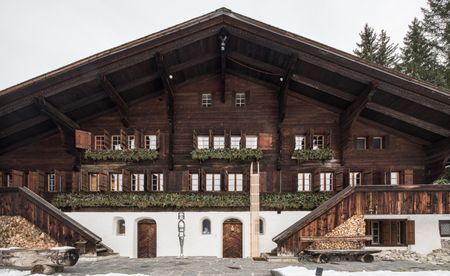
[1,7,449,153]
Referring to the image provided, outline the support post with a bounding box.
[250,162,260,258]
[219,31,228,103]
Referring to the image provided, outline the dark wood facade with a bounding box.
[0,8,448,194]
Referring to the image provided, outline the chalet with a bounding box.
[0,8,449,259]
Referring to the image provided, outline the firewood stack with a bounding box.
[307,215,366,250]
[0,216,59,249]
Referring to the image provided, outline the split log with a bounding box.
[31,264,64,275]
[356,254,374,263]
[0,247,79,269]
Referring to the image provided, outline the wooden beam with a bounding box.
[34,96,79,131]
[291,74,355,102]
[227,51,285,75]
[155,52,175,170]
[168,52,218,73]
[219,31,228,103]
[366,102,450,137]
[100,75,129,128]
[340,82,378,150]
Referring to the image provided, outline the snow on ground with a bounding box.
[272,266,450,276]
[0,270,149,276]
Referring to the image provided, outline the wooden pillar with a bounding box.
[250,162,260,258]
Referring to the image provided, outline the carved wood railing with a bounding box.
[0,187,102,254]
[273,185,450,255]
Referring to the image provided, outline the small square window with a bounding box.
[235,93,246,107]
[228,173,243,192]
[230,136,241,149]
[295,136,305,150]
[202,93,212,107]
[246,135,258,149]
[356,137,367,150]
[197,136,209,149]
[313,135,324,149]
[213,136,225,149]
[206,173,221,191]
[439,221,450,237]
[131,174,145,191]
[373,137,383,150]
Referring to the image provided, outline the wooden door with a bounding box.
[137,220,157,258]
[223,219,242,258]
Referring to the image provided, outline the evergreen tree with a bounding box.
[398,18,443,84]
[354,24,378,63]
[422,0,450,88]
[375,30,399,68]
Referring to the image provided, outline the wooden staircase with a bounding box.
[0,187,112,255]
[273,184,450,256]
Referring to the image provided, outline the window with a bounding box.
[230,136,241,149]
[373,137,383,150]
[112,135,121,150]
[439,221,450,237]
[145,135,157,150]
[151,173,164,191]
[371,221,380,245]
[246,135,257,149]
[89,173,99,191]
[131,174,145,191]
[390,171,400,185]
[5,173,12,187]
[313,135,324,149]
[47,174,55,192]
[128,135,136,149]
[320,172,333,191]
[297,173,311,191]
[197,136,209,149]
[235,93,246,107]
[190,173,199,191]
[110,173,123,191]
[202,93,212,107]
[259,218,264,235]
[117,219,125,235]
[94,136,105,150]
[202,219,211,234]
[206,173,221,191]
[213,136,225,149]
[349,172,362,186]
[356,137,367,150]
[295,136,305,150]
[228,173,243,192]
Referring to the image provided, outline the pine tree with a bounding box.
[422,0,450,88]
[398,18,443,84]
[375,30,399,68]
[354,24,378,63]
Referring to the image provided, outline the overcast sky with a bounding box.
[0,0,427,91]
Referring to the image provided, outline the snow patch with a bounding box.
[0,270,149,276]
[271,266,450,276]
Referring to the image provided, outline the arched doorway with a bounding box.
[137,219,157,258]
[222,218,242,258]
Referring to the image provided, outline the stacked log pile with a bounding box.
[0,216,59,249]
[307,215,366,250]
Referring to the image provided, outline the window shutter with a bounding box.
[381,221,391,245]
[384,135,390,149]
[343,169,350,187]
[71,171,80,192]
[122,169,131,192]
[54,170,66,192]
[120,129,127,149]
[81,169,89,191]
[224,129,230,148]
[200,169,206,192]
[0,172,3,187]
[145,169,152,192]
[181,171,190,192]
[209,129,213,149]
[240,131,246,149]
[326,129,332,148]
[159,132,168,158]
[222,170,228,191]
[192,130,198,149]
[384,170,391,185]
[334,170,343,191]
[75,130,92,149]
[103,129,111,149]
[406,220,415,245]
[259,171,267,193]
[99,171,108,191]
[312,170,320,192]
[404,169,414,185]
[11,170,24,187]
[156,129,161,150]
[258,133,273,150]
[27,171,39,193]
[363,170,373,185]
[134,129,141,148]
[243,169,250,192]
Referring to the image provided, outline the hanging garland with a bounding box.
[191,148,263,161]
[292,148,334,162]
[85,149,159,162]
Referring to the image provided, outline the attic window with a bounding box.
[356,137,367,150]
[235,93,246,107]
[202,93,212,107]
[373,137,383,150]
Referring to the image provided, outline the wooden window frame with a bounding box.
[230,136,241,149]
[213,136,225,149]
[297,173,311,191]
[349,171,362,186]
[235,92,246,107]
[390,171,400,185]
[201,93,212,107]
[190,173,199,191]
[131,173,145,191]
[295,135,306,150]
[356,137,367,150]
[111,135,122,150]
[128,135,136,149]
[47,173,55,192]
[439,220,450,237]
[312,135,324,149]
[151,173,164,191]
[206,173,221,192]
[94,136,105,150]
[110,173,123,192]
[228,173,243,192]
[245,135,258,149]
[145,135,157,150]
[320,172,333,191]
[372,136,384,150]
[197,136,209,149]
[89,173,99,192]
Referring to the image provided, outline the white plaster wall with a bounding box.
[364,214,450,254]
[66,211,307,258]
